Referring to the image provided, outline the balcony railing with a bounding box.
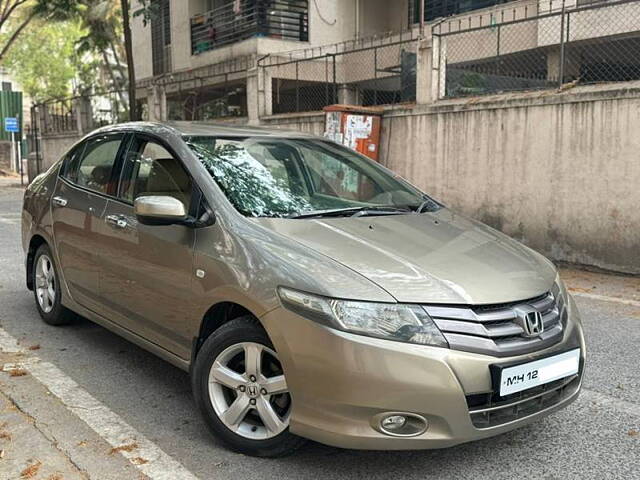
[190,0,309,55]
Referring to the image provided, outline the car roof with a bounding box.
[89,121,319,139]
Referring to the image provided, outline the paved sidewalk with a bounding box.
[0,389,85,480]
[0,171,25,190]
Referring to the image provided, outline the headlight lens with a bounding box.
[278,287,448,348]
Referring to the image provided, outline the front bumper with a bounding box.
[260,295,585,450]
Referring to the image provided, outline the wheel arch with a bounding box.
[26,234,48,290]
[191,301,264,369]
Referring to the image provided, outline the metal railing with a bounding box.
[191,0,308,55]
[433,0,640,97]
[141,56,254,120]
[33,90,129,136]
[259,30,420,114]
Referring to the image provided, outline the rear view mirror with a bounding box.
[134,196,187,226]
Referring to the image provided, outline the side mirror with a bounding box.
[134,195,187,226]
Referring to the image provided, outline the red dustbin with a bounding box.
[323,105,383,161]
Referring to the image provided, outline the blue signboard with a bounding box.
[4,117,18,133]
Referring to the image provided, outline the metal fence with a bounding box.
[158,56,254,121]
[32,90,129,136]
[433,0,640,97]
[259,30,420,114]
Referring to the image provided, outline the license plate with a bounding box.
[498,348,581,397]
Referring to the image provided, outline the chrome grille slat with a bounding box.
[530,293,555,313]
[426,290,565,357]
[434,319,524,338]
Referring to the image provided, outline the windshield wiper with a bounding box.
[414,197,441,214]
[350,206,412,217]
[288,205,411,219]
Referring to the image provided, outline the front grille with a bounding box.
[466,372,581,428]
[424,283,567,357]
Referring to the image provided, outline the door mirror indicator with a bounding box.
[134,196,188,226]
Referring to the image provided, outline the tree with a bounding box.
[74,1,128,105]
[121,0,138,120]
[3,19,88,101]
[0,0,82,62]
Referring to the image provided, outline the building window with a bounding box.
[2,82,12,91]
[412,0,512,22]
[151,0,172,76]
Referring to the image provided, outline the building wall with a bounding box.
[261,111,325,135]
[377,83,640,274]
[38,134,81,171]
[131,0,154,80]
[359,0,409,37]
[131,0,412,82]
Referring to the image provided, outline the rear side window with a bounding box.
[71,134,124,194]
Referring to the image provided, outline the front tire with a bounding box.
[191,316,306,457]
[32,244,74,326]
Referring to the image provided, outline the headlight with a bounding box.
[278,287,448,348]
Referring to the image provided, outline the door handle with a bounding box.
[52,196,68,208]
[105,215,128,229]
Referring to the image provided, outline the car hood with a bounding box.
[253,209,556,305]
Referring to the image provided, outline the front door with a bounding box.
[51,133,126,312]
[99,135,196,359]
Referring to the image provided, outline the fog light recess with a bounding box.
[376,413,428,437]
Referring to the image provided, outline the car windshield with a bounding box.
[185,135,437,218]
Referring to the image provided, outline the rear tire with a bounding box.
[32,244,74,326]
[191,316,306,457]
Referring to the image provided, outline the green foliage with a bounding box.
[31,0,85,21]
[132,0,160,27]
[3,19,88,101]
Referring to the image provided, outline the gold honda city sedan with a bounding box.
[22,122,585,457]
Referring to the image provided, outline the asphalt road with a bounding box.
[0,182,639,480]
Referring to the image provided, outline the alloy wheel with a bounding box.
[208,342,291,440]
[35,254,56,314]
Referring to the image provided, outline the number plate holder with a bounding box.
[490,348,581,397]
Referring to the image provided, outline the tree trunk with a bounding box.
[120,0,138,121]
[108,41,126,81]
[102,49,129,108]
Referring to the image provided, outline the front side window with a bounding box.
[120,136,193,210]
[72,134,124,194]
[185,136,433,218]
[60,144,87,181]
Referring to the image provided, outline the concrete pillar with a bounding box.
[416,37,445,105]
[258,66,273,118]
[147,84,167,122]
[547,47,580,83]
[75,97,93,134]
[246,67,260,125]
[337,84,358,105]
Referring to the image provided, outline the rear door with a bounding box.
[99,134,197,358]
[51,133,127,312]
